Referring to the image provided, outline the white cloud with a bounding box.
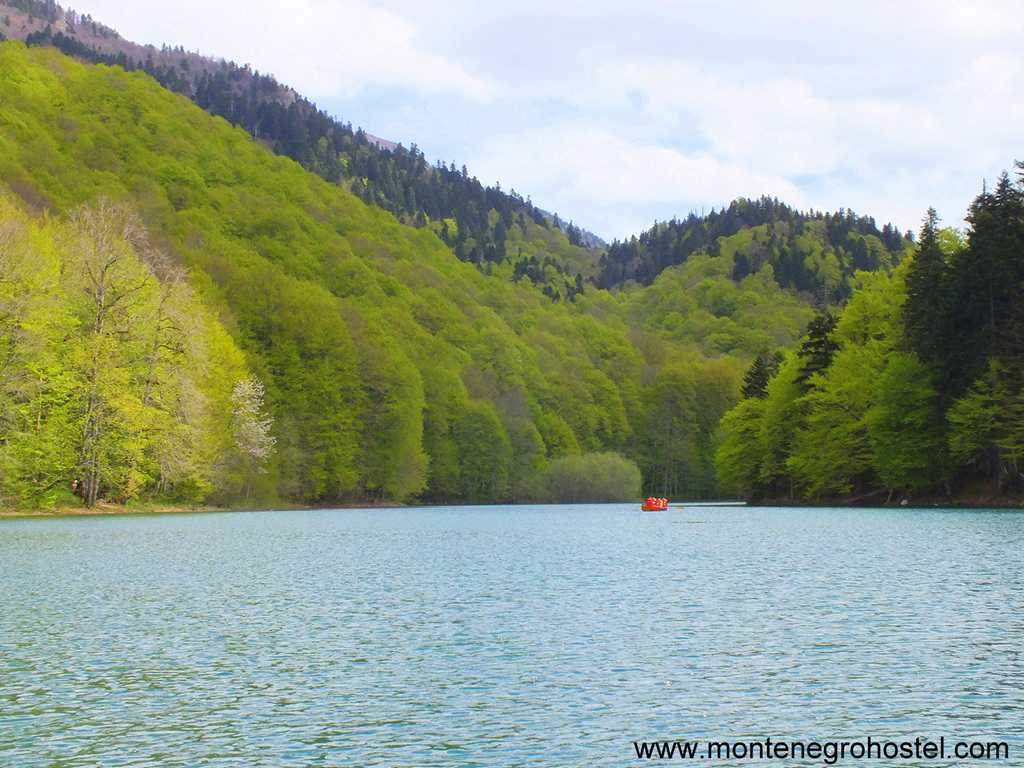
[908,0,1024,41]
[81,0,492,101]
[73,0,1024,238]
[495,127,802,205]
[593,60,943,177]
[471,127,805,238]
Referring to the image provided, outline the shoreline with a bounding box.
[0,503,232,520]
[0,498,408,520]
[2,497,1022,520]
[753,494,1024,510]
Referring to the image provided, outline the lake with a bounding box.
[1,505,1022,766]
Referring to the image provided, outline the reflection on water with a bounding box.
[2,505,1023,766]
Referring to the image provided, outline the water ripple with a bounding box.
[1,505,1023,766]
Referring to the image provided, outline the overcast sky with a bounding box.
[81,0,1023,240]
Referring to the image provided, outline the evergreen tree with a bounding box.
[903,208,950,371]
[947,361,1013,493]
[946,173,1024,395]
[796,313,839,389]
[741,351,782,399]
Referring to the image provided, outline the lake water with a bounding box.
[2,505,1023,766]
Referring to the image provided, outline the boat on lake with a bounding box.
[641,497,669,511]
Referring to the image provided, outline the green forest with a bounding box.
[0,38,1017,512]
[596,198,909,299]
[716,173,1024,501]
[0,42,823,510]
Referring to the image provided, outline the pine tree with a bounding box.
[950,173,1024,391]
[741,351,781,399]
[903,208,951,379]
[796,313,839,389]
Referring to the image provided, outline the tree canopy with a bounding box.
[0,42,936,510]
[716,169,1024,501]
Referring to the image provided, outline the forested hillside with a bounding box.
[0,42,833,510]
[597,197,911,303]
[3,1,916,308]
[716,170,1024,503]
[1,0,598,300]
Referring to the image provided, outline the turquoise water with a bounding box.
[1,504,1023,766]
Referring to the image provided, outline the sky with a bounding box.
[79,0,1024,241]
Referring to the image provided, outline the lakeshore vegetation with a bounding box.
[716,173,1024,500]
[0,43,795,510]
[0,38,1018,511]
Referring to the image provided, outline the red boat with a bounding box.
[641,497,669,511]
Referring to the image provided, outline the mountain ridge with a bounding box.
[0,0,606,299]
[1,0,902,299]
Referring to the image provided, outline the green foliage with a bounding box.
[754,353,805,494]
[507,417,547,500]
[947,359,1024,490]
[787,347,876,498]
[535,411,580,459]
[0,43,918,508]
[630,359,741,497]
[714,397,766,496]
[795,312,839,389]
[716,165,1024,500]
[785,270,907,497]
[452,400,511,502]
[866,353,945,492]
[742,351,783,399]
[905,175,1024,402]
[597,197,910,295]
[903,209,950,368]
[0,42,617,505]
[0,196,249,509]
[612,252,816,358]
[634,363,697,497]
[353,322,428,501]
[947,371,1001,469]
[528,452,641,503]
